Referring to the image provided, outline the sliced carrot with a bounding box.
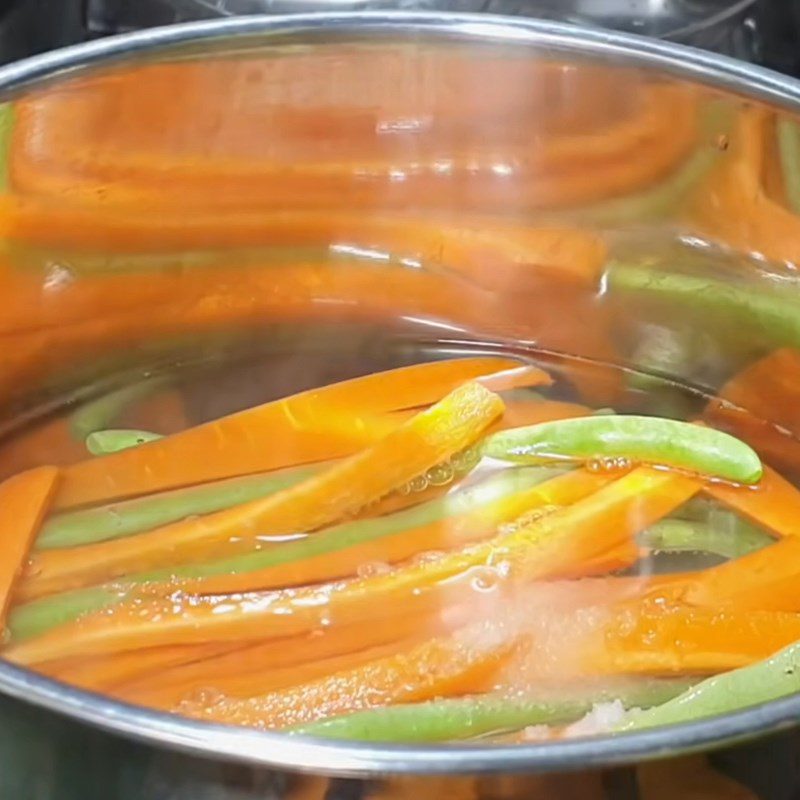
[178,624,516,729]
[595,600,800,675]
[0,467,58,625]
[20,381,504,599]
[5,467,696,664]
[118,612,432,708]
[683,535,800,612]
[53,358,524,510]
[705,464,800,538]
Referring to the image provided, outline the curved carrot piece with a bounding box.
[20,382,504,599]
[5,466,696,664]
[53,358,524,510]
[178,625,516,729]
[0,467,58,625]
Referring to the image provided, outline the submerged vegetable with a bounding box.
[619,639,800,731]
[85,429,163,456]
[293,680,691,742]
[483,415,763,484]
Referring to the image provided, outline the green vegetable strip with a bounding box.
[619,640,800,731]
[292,680,693,742]
[607,263,800,351]
[0,102,14,193]
[483,416,763,484]
[11,467,561,641]
[639,518,773,561]
[69,377,170,441]
[37,464,322,550]
[85,429,163,456]
[777,117,800,215]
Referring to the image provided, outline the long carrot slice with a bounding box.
[20,381,504,599]
[683,535,800,612]
[0,466,58,625]
[178,624,516,729]
[704,464,800,538]
[5,467,696,664]
[53,358,526,510]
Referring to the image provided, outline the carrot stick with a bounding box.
[704,464,800,538]
[19,381,504,599]
[5,466,696,664]
[683,535,800,612]
[0,467,58,625]
[177,624,516,729]
[705,349,800,474]
[118,613,433,708]
[53,358,525,510]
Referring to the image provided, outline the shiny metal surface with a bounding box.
[2,10,800,783]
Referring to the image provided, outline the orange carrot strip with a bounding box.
[683,535,800,612]
[0,467,59,626]
[6,466,696,664]
[178,624,516,729]
[595,600,800,675]
[53,358,524,510]
[704,465,800,538]
[20,381,504,598]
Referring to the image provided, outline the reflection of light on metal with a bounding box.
[389,168,408,182]
[400,315,469,333]
[491,162,514,177]
[399,257,422,269]
[329,243,390,262]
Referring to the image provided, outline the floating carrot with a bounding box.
[53,358,526,510]
[6,466,696,664]
[178,623,516,729]
[0,467,58,625]
[19,381,504,599]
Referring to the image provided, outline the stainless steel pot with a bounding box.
[3,12,800,799]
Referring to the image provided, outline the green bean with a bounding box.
[778,117,800,215]
[0,103,14,193]
[618,639,800,732]
[607,263,800,351]
[639,518,772,561]
[292,680,693,742]
[69,377,168,440]
[37,464,322,550]
[11,466,562,641]
[483,415,763,484]
[85,429,163,456]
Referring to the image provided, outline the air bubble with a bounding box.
[426,463,454,486]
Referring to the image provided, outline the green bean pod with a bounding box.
[37,464,322,550]
[293,680,692,742]
[483,415,763,484]
[619,640,800,732]
[640,518,773,561]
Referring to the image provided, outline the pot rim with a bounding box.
[3,10,800,776]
